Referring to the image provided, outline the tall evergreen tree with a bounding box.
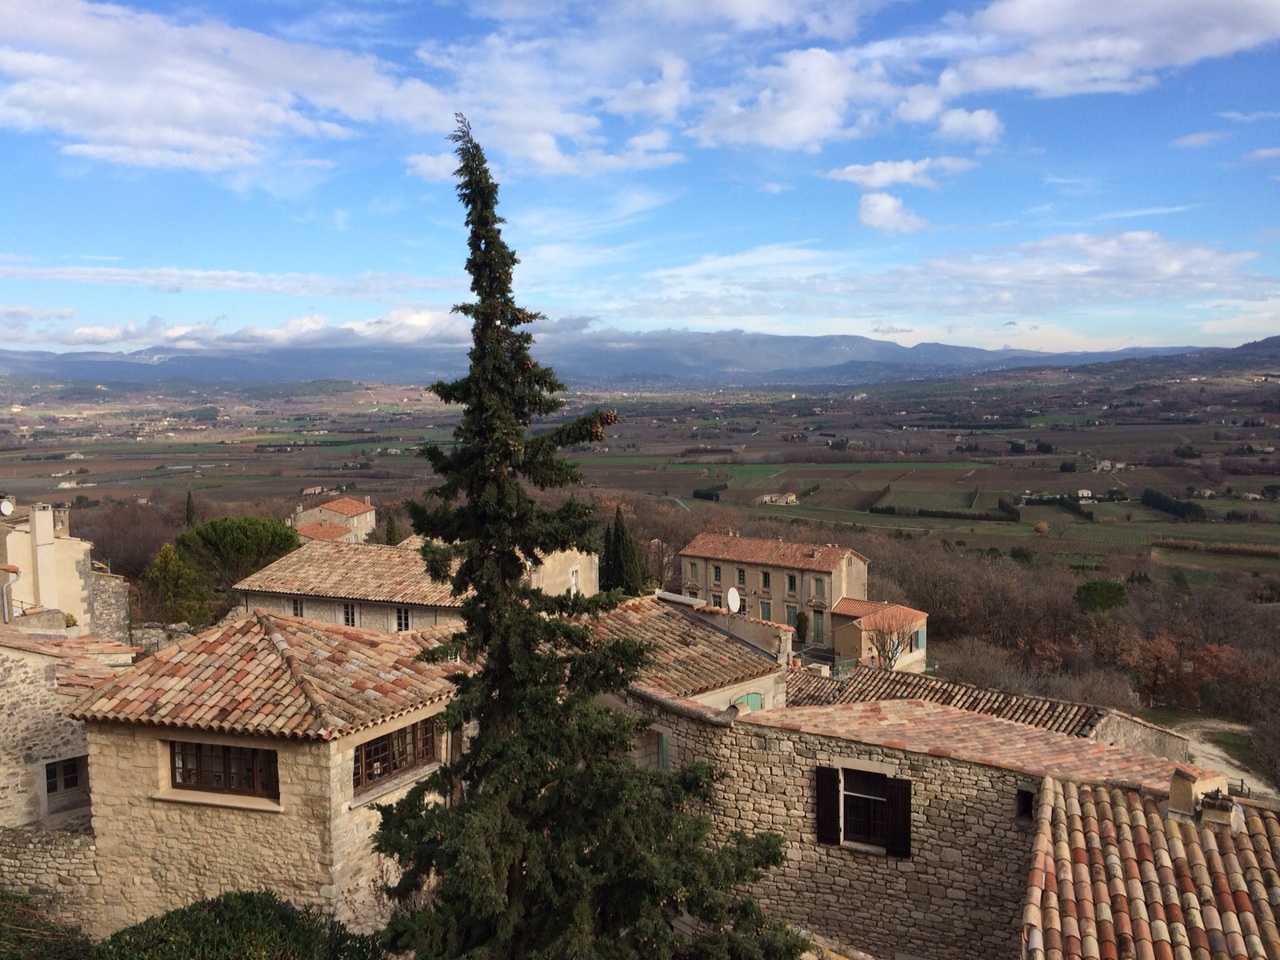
[611,505,645,596]
[184,490,197,528]
[599,515,616,592]
[375,117,802,960]
[384,510,400,546]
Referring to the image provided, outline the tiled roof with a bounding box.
[742,701,1198,791]
[786,667,1106,737]
[67,611,457,740]
[1023,778,1280,960]
[829,598,927,630]
[588,595,782,700]
[679,533,868,573]
[320,497,374,517]
[0,627,133,696]
[295,519,353,541]
[235,540,461,607]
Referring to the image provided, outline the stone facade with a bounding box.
[0,816,101,929]
[524,548,599,598]
[239,592,464,632]
[0,504,94,628]
[89,572,130,644]
[84,701,448,936]
[621,693,1039,960]
[0,645,89,828]
[1089,711,1189,762]
[129,622,197,656]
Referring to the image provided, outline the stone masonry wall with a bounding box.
[621,693,1039,960]
[128,623,195,655]
[0,649,89,828]
[0,817,102,930]
[87,724,333,937]
[1091,712,1189,762]
[89,572,130,644]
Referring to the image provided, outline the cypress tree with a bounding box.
[384,510,400,546]
[612,505,644,596]
[599,515,616,591]
[375,116,802,960]
[185,490,197,528]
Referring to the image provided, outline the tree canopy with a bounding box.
[375,116,801,960]
[600,505,644,596]
[174,516,299,595]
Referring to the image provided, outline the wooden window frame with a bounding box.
[395,606,411,632]
[761,571,771,591]
[737,567,746,586]
[815,765,911,857]
[342,602,357,627]
[760,600,772,622]
[170,742,279,800]
[713,565,722,584]
[353,718,438,794]
[291,597,304,617]
[787,573,797,594]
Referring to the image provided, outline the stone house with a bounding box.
[830,598,928,673]
[0,501,130,641]
[287,496,378,543]
[65,610,458,936]
[679,533,869,645]
[236,537,598,633]
[620,691,1203,960]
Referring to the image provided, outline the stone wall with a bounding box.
[86,724,333,937]
[90,572,130,644]
[0,817,101,929]
[129,622,196,655]
[1091,712,1189,761]
[239,593,462,633]
[0,647,89,828]
[621,693,1038,960]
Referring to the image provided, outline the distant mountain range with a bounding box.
[0,330,1271,388]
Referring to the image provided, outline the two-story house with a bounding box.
[287,496,378,544]
[678,533,868,647]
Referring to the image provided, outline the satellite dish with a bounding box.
[725,587,741,613]
[0,500,12,517]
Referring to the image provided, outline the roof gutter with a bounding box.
[1,564,18,624]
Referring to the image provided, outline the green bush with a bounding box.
[0,890,94,960]
[1075,579,1128,613]
[94,891,386,960]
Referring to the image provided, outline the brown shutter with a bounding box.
[885,777,912,858]
[815,766,840,845]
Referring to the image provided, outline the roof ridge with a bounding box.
[260,614,340,738]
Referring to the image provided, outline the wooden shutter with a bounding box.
[815,766,841,845]
[885,777,912,858]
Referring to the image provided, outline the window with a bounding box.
[760,600,772,622]
[45,757,89,814]
[813,610,825,643]
[734,692,763,711]
[761,571,771,591]
[815,765,910,856]
[171,742,279,799]
[737,568,746,586]
[712,594,723,608]
[291,597,304,617]
[46,758,79,793]
[657,732,670,771]
[342,602,357,626]
[689,561,698,579]
[395,607,411,632]
[353,718,438,793]
[787,574,797,593]
[911,627,926,653]
[688,589,699,600]
[785,604,797,627]
[570,568,579,594]
[713,565,722,584]
[814,577,825,599]
[1016,788,1036,821]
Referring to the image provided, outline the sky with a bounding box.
[1,0,1279,358]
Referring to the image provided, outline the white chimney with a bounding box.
[29,503,58,611]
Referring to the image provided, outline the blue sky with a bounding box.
[1,0,1278,357]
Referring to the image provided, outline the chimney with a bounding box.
[1168,767,1230,819]
[364,496,371,505]
[29,503,58,611]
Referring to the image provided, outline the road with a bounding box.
[1172,717,1277,800]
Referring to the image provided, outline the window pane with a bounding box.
[62,759,79,790]
[46,763,58,794]
[760,601,771,621]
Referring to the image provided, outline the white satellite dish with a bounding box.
[725,586,741,613]
[0,499,12,517]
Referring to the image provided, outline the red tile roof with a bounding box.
[235,540,460,607]
[1023,778,1280,960]
[742,700,1201,791]
[295,519,353,541]
[679,533,868,573]
[67,611,458,740]
[320,497,374,517]
[786,667,1107,737]
[588,595,782,700]
[829,598,926,630]
[0,626,133,696]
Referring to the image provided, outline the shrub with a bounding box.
[1141,488,1207,522]
[1075,579,1128,613]
[0,891,94,960]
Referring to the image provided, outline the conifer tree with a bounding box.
[184,490,197,528]
[384,510,400,546]
[375,116,802,960]
[611,505,645,596]
[599,515,616,591]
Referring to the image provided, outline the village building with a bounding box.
[830,598,928,673]
[235,537,598,632]
[679,532,869,645]
[286,496,378,544]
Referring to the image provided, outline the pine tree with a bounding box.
[142,543,210,626]
[375,116,802,960]
[599,515,616,591]
[612,505,644,596]
[185,490,197,528]
[384,510,400,546]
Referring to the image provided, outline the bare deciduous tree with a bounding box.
[862,605,921,670]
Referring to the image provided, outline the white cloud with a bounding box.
[1095,205,1198,220]
[1246,146,1280,161]
[1220,110,1280,122]
[872,323,913,334]
[936,107,1002,143]
[406,152,457,181]
[827,155,975,188]
[859,192,929,233]
[1172,131,1226,148]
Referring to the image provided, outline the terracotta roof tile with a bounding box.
[829,598,927,630]
[786,666,1108,737]
[319,497,374,517]
[742,701,1197,791]
[235,540,461,606]
[67,611,458,740]
[589,594,782,700]
[295,519,353,541]
[679,533,868,573]
[0,626,134,696]
[1024,779,1280,960]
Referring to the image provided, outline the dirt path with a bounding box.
[1171,717,1277,800]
